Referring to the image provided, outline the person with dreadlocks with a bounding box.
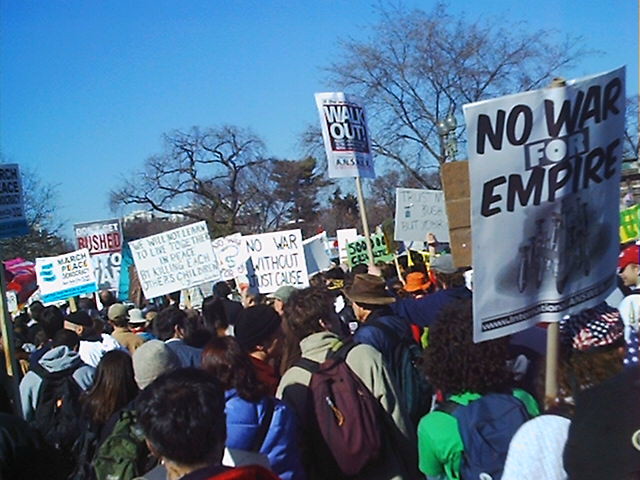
[417,299,539,480]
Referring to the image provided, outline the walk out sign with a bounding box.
[0,164,28,239]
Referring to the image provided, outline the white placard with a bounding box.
[243,229,309,294]
[394,188,450,242]
[6,291,17,313]
[36,249,98,305]
[303,232,333,275]
[0,164,28,238]
[212,233,249,280]
[129,221,220,299]
[464,67,625,342]
[336,228,358,265]
[315,92,375,178]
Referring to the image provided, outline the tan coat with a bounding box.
[111,327,144,354]
[276,331,421,480]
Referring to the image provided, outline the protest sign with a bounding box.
[5,291,17,314]
[243,229,309,293]
[0,164,28,238]
[74,219,123,293]
[337,228,358,265]
[620,204,640,243]
[347,233,394,267]
[303,232,333,275]
[394,188,450,242]
[212,233,249,280]
[315,92,375,179]
[129,221,220,299]
[36,249,98,304]
[464,67,625,342]
[442,161,472,267]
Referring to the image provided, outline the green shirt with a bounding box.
[417,390,540,480]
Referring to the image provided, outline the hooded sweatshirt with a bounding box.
[19,345,95,421]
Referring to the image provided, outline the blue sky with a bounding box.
[1,0,637,240]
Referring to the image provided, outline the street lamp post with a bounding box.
[437,112,458,163]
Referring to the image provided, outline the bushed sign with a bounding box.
[243,229,309,293]
[347,233,394,267]
[315,92,375,179]
[0,164,28,238]
[464,68,625,342]
[129,222,220,299]
[394,188,450,242]
[212,233,249,280]
[74,219,123,293]
[36,249,98,304]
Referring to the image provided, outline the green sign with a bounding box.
[347,233,394,267]
[620,204,640,243]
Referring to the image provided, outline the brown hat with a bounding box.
[344,274,395,305]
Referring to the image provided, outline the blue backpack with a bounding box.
[437,393,530,480]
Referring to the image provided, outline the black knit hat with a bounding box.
[234,305,281,351]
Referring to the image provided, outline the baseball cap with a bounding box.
[108,303,129,321]
[267,285,297,303]
[618,245,640,272]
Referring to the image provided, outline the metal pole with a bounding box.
[0,259,23,417]
[354,176,375,266]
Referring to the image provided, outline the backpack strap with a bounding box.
[435,399,460,415]
[251,397,275,452]
[365,318,401,342]
[31,361,79,380]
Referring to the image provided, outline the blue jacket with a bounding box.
[224,389,306,480]
[353,308,412,364]
[391,286,472,328]
[165,339,202,368]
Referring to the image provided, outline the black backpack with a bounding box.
[30,362,83,451]
[367,319,433,425]
[295,341,382,478]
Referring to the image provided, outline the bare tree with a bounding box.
[110,126,272,235]
[624,96,639,160]
[324,3,587,187]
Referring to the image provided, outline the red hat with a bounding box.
[618,245,640,272]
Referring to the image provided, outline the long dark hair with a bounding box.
[82,350,139,426]
[201,336,265,402]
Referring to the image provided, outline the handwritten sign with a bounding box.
[212,233,249,280]
[129,222,220,299]
[620,205,640,243]
[0,164,28,238]
[243,229,309,293]
[394,188,450,242]
[347,233,394,267]
[74,218,123,292]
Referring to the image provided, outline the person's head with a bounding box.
[618,245,640,287]
[403,271,431,296]
[283,287,338,341]
[98,290,117,308]
[136,368,226,474]
[132,339,181,389]
[64,311,94,337]
[266,286,297,316]
[78,297,97,312]
[108,303,130,328]
[128,308,147,329]
[28,301,45,322]
[212,281,232,300]
[423,299,511,395]
[83,350,139,425]
[343,274,395,322]
[201,336,266,402]
[558,303,626,398]
[234,305,282,360]
[39,305,65,339]
[51,329,80,351]
[153,306,184,341]
[201,296,229,337]
[429,254,465,290]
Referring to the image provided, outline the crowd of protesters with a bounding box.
[0,237,639,480]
